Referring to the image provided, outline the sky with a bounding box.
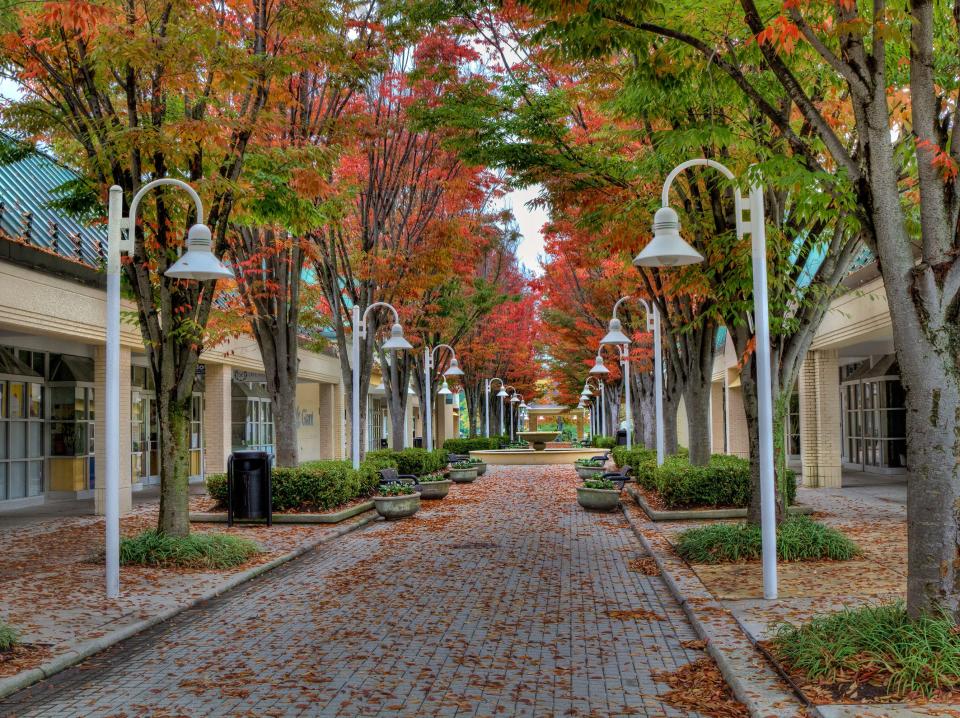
[505,184,549,276]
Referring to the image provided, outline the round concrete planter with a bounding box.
[373,493,421,519]
[449,467,478,483]
[470,462,487,476]
[576,486,620,512]
[417,479,452,500]
[575,465,605,480]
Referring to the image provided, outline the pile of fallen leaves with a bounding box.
[0,643,52,678]
[652,657,748,718]
[628,556,661,576]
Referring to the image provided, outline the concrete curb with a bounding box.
[0,510,380,701]
[189,500,375,524]
[619,500,809,718]
[627,486,814,522]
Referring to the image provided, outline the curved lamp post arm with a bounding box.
[427,343,457,370]
[128,178,204,234]
[359,301,401,339]
[660,158,744,239]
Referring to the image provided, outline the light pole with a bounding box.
[505,386,519,442]
[583,377,604,437]
[106,179,233,599]
[634,157,777,600]
[351,302,413,469]
[485,378,508,438]
[590,353,610,438]
[424,344,464,451]
[600,295,663,465]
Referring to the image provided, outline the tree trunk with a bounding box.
[156,392,192,537]
[684,381,712,466]
[272,384,298,468]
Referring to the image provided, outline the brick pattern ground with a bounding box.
[1,465,709,717]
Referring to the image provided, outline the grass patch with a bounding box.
[771,602,960,698]
[119,530,260,569]
[0,621,18,651]
[675,516,860,564]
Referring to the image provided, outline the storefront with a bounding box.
[0,347,44,507]
[231,370,274,454]
[841,355,907,473]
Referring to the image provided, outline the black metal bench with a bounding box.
[378,468,420,491]
[601,465,633,491]
[591,453,610,463]
[447,453,469,465]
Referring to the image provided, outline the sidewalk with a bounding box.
[0,493,378,698]
[628,475,960,716]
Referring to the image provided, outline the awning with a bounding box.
[0,346,42,380]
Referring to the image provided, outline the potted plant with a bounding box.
[466,457,487,476]
[373,482,421,519]
[449,461,478,483]
[575,458,606,480]
[576,478,621,511]
[417,472,453,500]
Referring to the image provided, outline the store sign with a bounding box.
[233,369,267,383]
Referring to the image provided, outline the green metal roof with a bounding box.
[0,148,105,268]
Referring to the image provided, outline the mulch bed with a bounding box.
[628,557,661,576]
[0,643,53,678]
[652,657,748,718]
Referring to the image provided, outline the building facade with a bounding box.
[0,150,456,514]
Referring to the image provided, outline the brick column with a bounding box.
[202,363,232,475]
[94,345,132,515]
[725,377,750,459]
[710,381,726,454]
[799,350,842,488]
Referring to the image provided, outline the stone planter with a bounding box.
[575,465,605,480]
[576,486,620,512]
[373,493,421,519]
[449,467,478,483]
[417,479,452,500]
[470,462,487,476]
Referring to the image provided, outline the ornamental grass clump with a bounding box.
[771,602,960,698]
[0,621,18,651]
[676,516,860,564]
[119,530,260,569]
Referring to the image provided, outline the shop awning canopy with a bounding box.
[0,346,42,379]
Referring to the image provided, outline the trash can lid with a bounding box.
[231,450,271,460]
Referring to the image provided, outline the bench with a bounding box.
[600,465,633,491]
[378,468,420,491]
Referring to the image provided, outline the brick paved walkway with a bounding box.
[1,465,711,717]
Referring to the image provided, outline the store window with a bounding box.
[0,346,45,501]
[231,378,274,453]
[841,356,906,472]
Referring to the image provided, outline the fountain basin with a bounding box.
[468,448,602,465]
[517,431,561,451]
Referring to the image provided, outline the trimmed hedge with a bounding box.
[593,436,617,449]
[611,446,657,469]
[365,448,447,476]
[652,454,797,509]
[443,437,501,453]
[207,459,380,513]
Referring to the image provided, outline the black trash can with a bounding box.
[380,438,389,449]
[227,450,273,527]
[616,429,628,446]
[413,437,423,448]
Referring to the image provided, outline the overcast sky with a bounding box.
[505,184,548,276]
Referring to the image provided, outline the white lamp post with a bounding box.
[105,179,232,599]
[584,377,604,437]
[505,386,519,442]
[424,344,464,451]
[601,295,663,465]
[351,302,413,468]
[634,157,777,600]
[590,353,610,437]
[484,378,508,438]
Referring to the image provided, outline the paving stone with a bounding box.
[1,465,712,717]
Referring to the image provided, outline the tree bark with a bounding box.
[684,381,712,465]
[156,393,192,537]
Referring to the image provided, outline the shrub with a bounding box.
[443,437,500,453]
[653,454,797,509]
[771,602,960,698]
[119,530,260,569]
[575,458,605,467]
[365,448,446,476]
[583,478,616,490]
[376,482,417,497]
[676,516,860,564]
[206,459,381,513]
[611,446,656,469]
[0,621,17,651]
[593,436,617,449]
